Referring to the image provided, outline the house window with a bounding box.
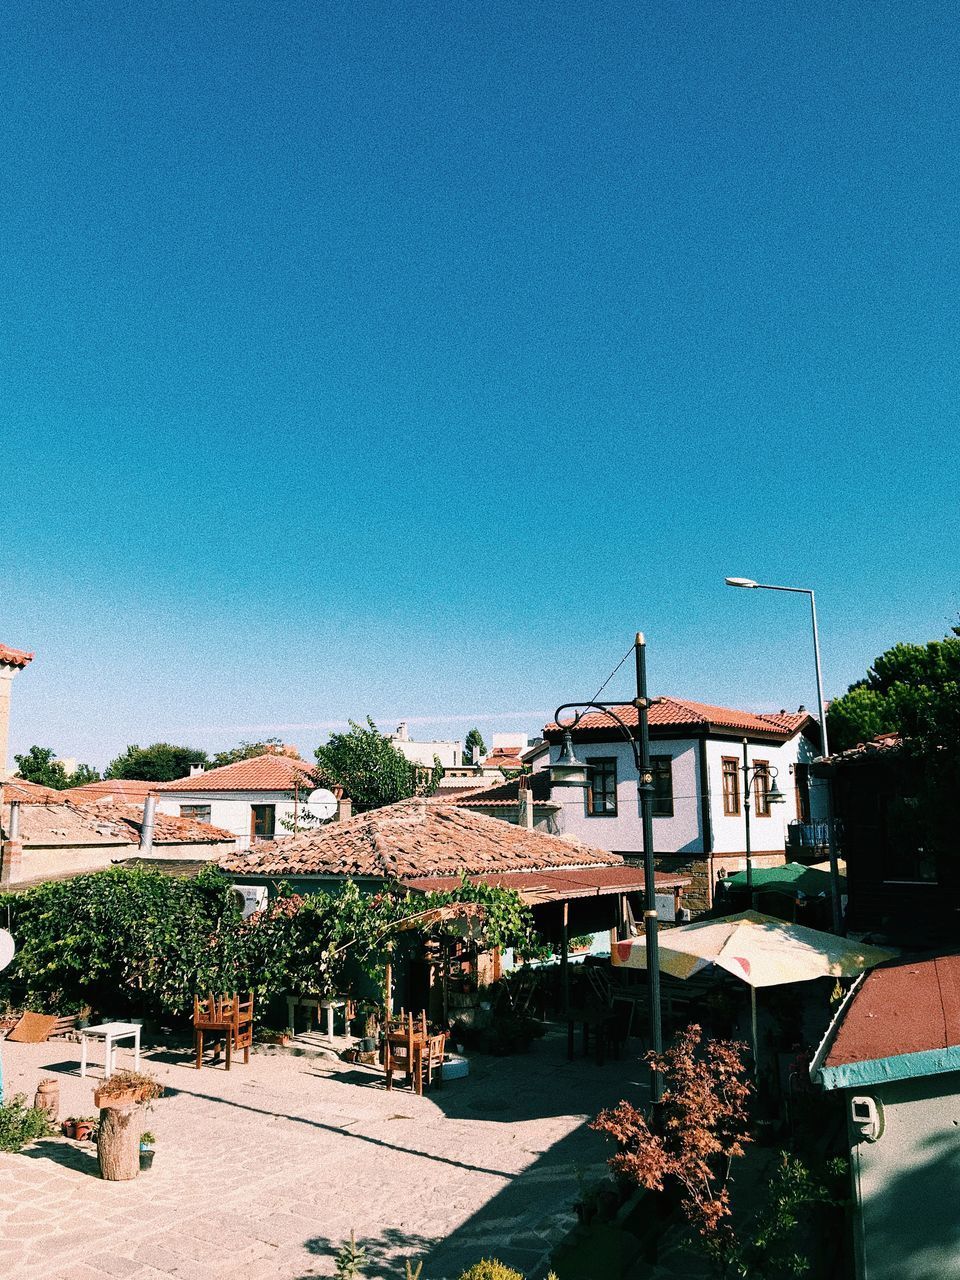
[722,758,740,816]
[587,758,618,816]
[180,804,212,823]
[794,763,811,824]
[753,761,772,817]
[251,804,276,840]
[651,756,673,817]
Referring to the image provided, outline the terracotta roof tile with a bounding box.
[452,772,558,809]
[545,698,814,739]
[82,800,234,844]
[0,644,33,669]
[6,800,232,847]
[220,797,622,879]
[3,777,63,803]
[70,779,156,803]
[155,754,318,794]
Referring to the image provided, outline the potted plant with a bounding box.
[62,1117,76,1139]
[73,1116,96,1141]
[259,1028,291,1047]
[93,1069,163,1111]
[139,1131,156,1171]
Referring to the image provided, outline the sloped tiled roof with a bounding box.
[7,800,232,848]
[82,800,234,845]
[3,777,63,803]
[220,797,622,879]
[155,753,318,794]
[544,698,813,739]
[482,747,524,769]
[452,771,559,809]
[70,779,156,803]
[825,956,960,1068]
[0,644,33,669]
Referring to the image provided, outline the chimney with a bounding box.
[471,745,482,766]
[8,800,21,839]
[518,777,534,830]
[336,796,353,822]
[139,794,157,854]
[189,764,205,776]
[0,835,23,887]
[396,722,409,741]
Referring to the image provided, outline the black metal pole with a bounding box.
[742,738,753,894]
[635,633,663,1103]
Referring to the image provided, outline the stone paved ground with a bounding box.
[0,1031,650,1280]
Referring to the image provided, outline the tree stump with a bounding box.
[97,1104,140,1181]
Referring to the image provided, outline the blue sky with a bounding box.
[2,1,957,769]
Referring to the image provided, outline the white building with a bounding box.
[535,698,827,914]
[155,753,348,850]
[388,722,462,769]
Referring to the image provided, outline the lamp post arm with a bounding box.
[551,702,644,771]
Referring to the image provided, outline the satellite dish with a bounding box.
[305,788,338,821]
[0,930,14,973]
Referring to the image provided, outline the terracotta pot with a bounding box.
[73,1122,94,1141]
[34,1079,60,1122]
[94,1088,140,1110]
[62,1120,76,1139]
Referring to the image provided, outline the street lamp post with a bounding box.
[725,577,842,932]
[551,632,664,1103]
[740,736,786,894]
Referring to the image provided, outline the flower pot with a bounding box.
[94,1088,140,1110]
[359,1037,377,1053]
[73,1122,94,1141]
[62,1120,76,1139]
[139,1149,155,1171]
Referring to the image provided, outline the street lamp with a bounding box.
[739,737,786,894]
[551,632,664,1103]
[725,576,843,932]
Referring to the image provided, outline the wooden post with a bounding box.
[97,1104,141,1181]
[384,941,394,1020]
[560,900,569,1012]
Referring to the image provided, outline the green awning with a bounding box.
[722,862,845,898]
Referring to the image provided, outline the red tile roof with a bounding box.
[155,754,319,793]
[0,644,33,669]
[220,797,623,879]
[545,698,813,739]
[403,866,689,904]
[482,748,524,769]
[3,777,62,803]
[70,779,157,803]
[81,800,234,845]
[825,955,960,1067]
[452,771,558,809]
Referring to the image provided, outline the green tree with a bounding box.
[13,746,99,790]
[313,718,442,814]
[208,738,288,769]
[14,746,70,789]
[105,742,209,783]
[827,626,960,860]
[464,728,486,761]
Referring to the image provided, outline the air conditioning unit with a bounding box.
[232,885,268,919]
[676,907,692,923]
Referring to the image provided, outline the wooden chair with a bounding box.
[193,992,254,1070]
[383,1011,444,1094]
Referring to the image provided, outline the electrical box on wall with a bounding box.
[851,1095,884,1142]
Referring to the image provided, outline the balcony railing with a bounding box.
[786,820,836,859]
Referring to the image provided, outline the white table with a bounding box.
[79,1021,142,1078]
[285,995,350,1040]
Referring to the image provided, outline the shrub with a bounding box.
[0,1094,54,1152]
[458,1263,524,1280]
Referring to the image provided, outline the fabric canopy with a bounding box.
[611,910,895,989]
[721,862,845,899]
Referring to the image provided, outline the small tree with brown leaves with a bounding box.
[593,1024,752,1241]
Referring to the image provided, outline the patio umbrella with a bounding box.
[720,862,845,899]
[611,910,896,1063]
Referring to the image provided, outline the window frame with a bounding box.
[586,756,618,818]
[753,760,772,818]
[722,757,741,817]
[250,804,276,840]
[650,754,674,818]
[180,803,212,824]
